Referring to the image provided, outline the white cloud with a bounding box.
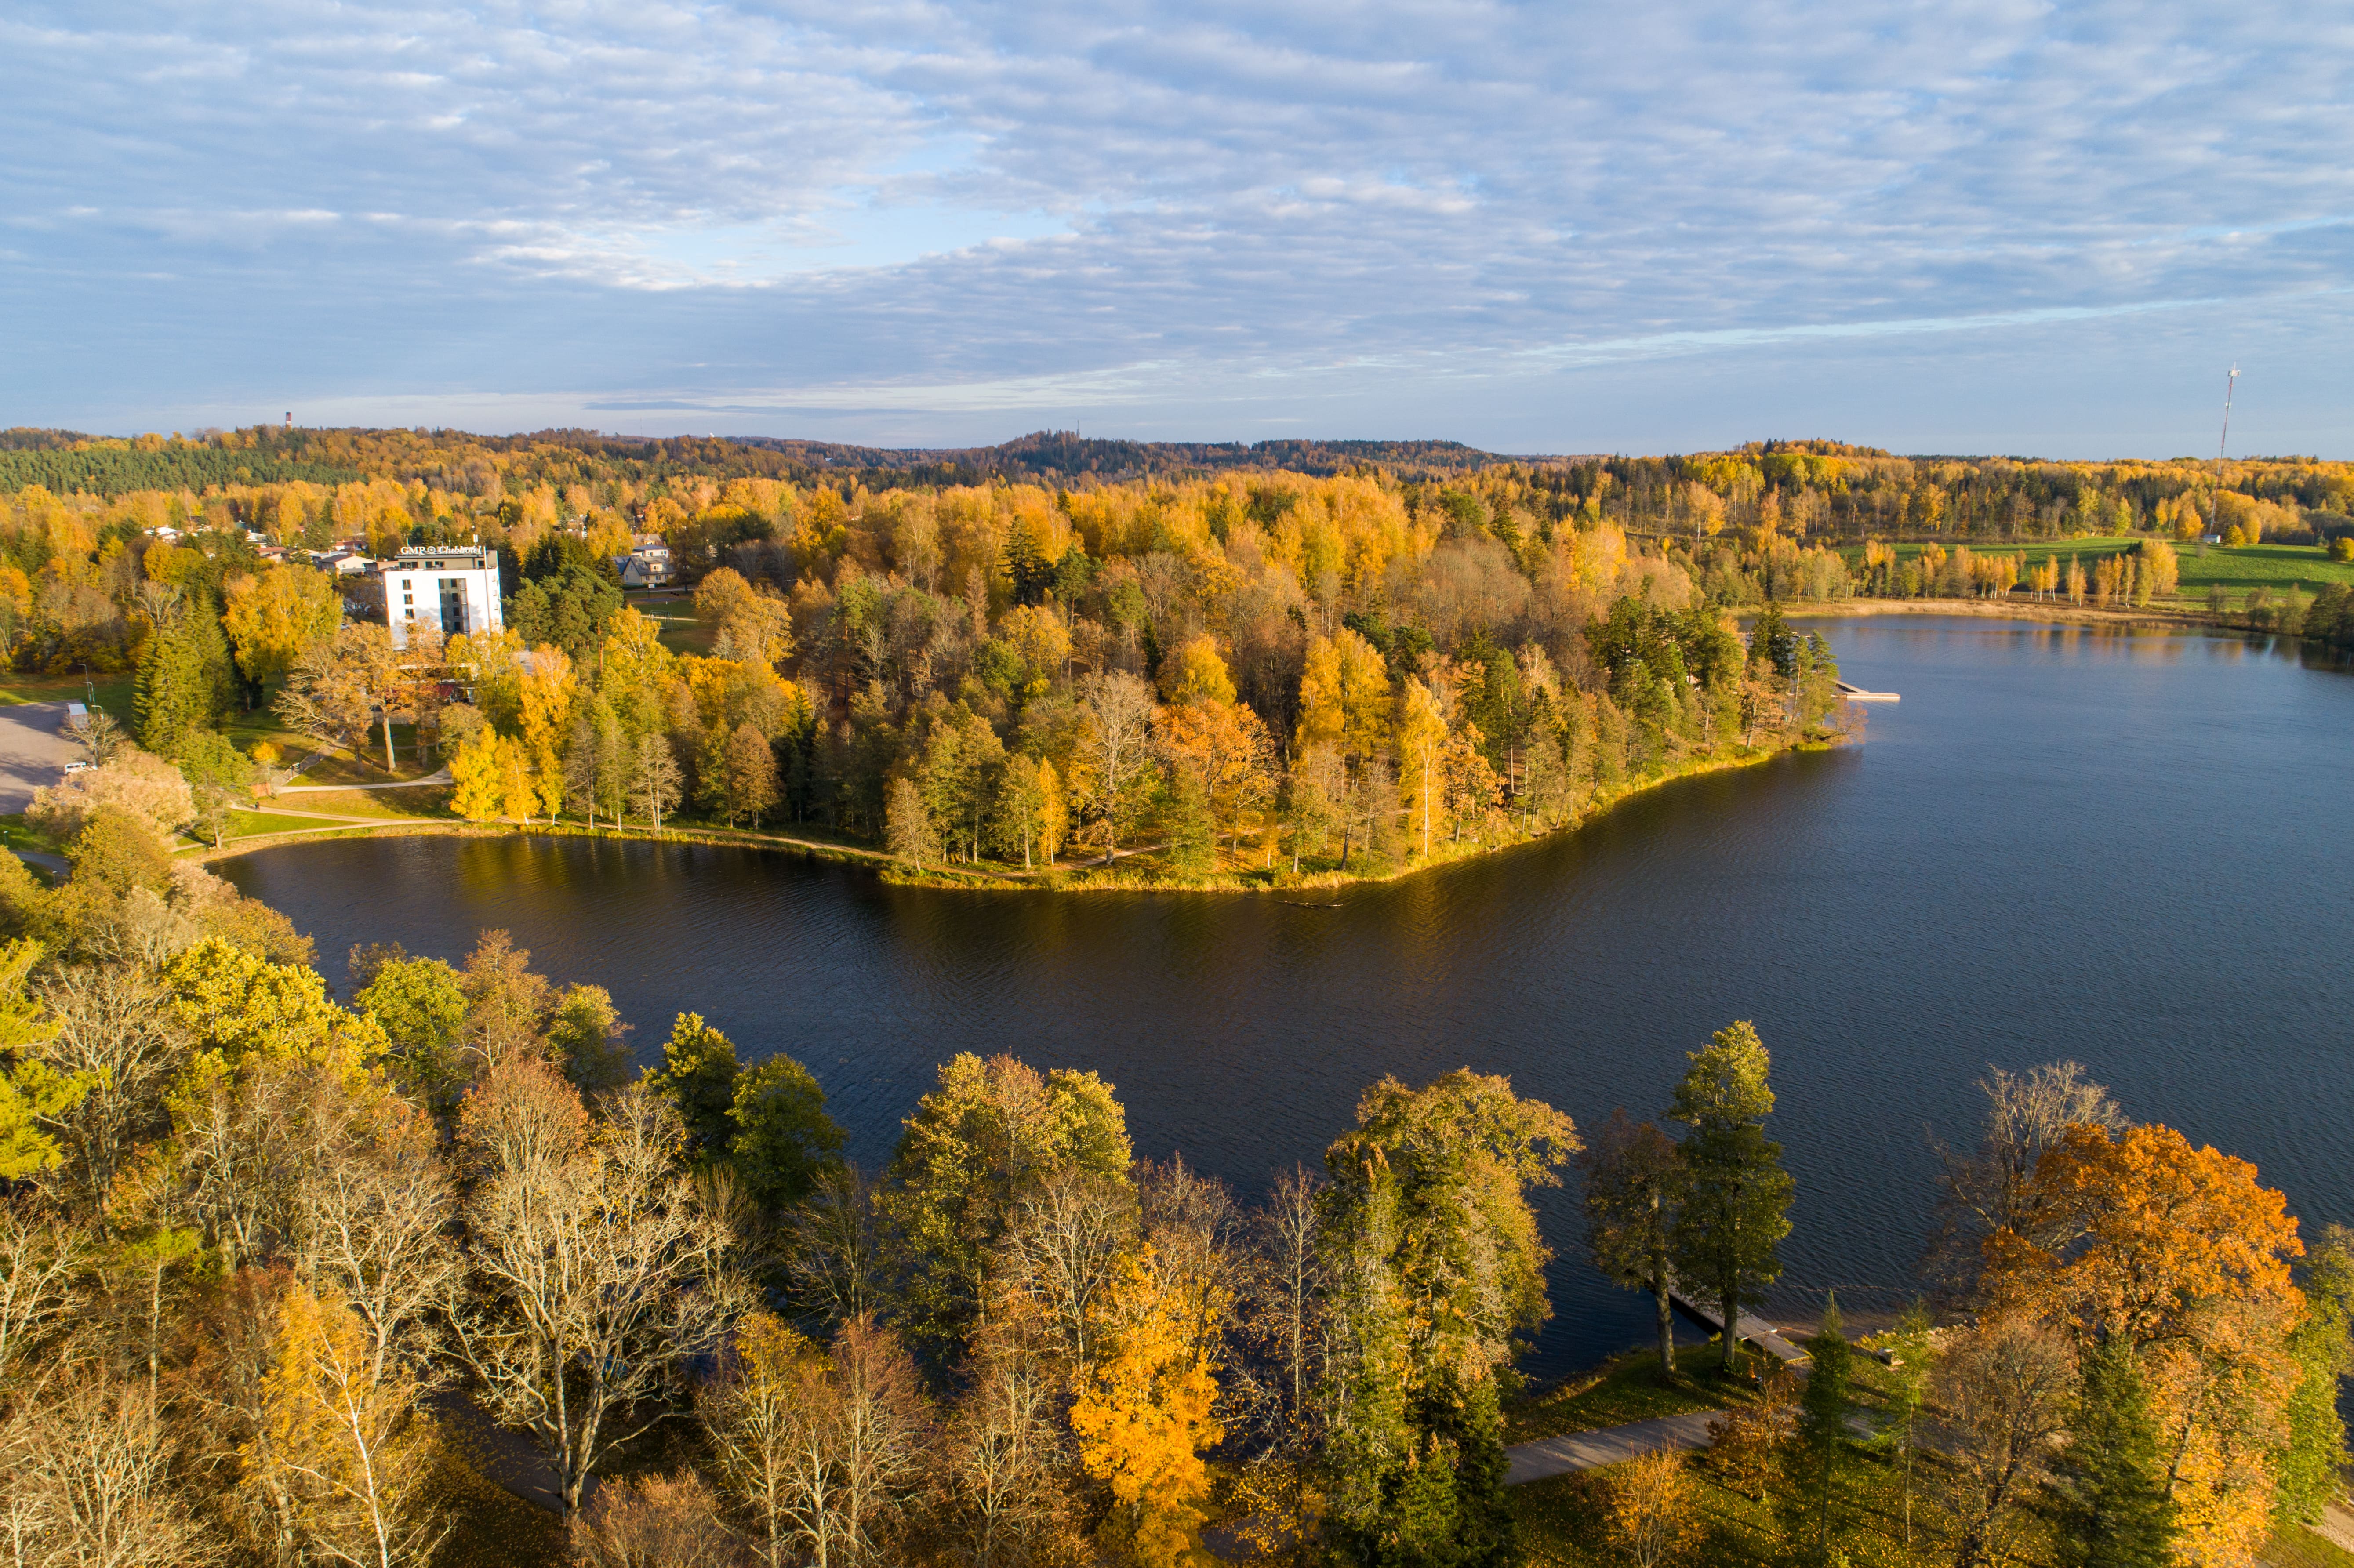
[2,0,2351,451]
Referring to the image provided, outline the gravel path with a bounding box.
[1505,1410,1724,1485]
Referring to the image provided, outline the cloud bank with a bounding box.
[4,0,2349,454]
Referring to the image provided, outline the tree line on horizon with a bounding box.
[7,422,2350,878]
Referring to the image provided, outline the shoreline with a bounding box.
[207,599,2260,893]
[1776,596,2207,630]
[201,739,1824,897]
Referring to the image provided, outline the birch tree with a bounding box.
[451,1068,734,1518]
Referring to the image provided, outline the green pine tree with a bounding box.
[134,592,233,758]
[727,1053,844,1212]
[1669,1020,1794,1376]
[643,1011,741,1156]
[2277,1226,2354,1526]
[1780,1296,1852,1568]
[1315,1071,1575,1568]
[2056,1338,2176,1568]
[1164,769,1216,875]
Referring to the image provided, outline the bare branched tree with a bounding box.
[830,1316,930,1566]
[996,1167,1139,1367]
[1244,1164,1326,1452]
[451,1074,734,1518]
[571,1471,747,1568]
[1925,1060,2123,1306]
[174,1064,346,1272]
[0,1376,221,1565]
[1140,1153,1244,1366]
[939,1308,1080,1568]
[32,965,183,1214]
[786,1163,886,1333]
[1079,671,1155,856]
[1931,1315,2078,1568]
[0,1202,80,1395]
[295,1096,459,1383]
[276,624,402,760]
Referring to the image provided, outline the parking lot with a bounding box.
[0,702,85,814]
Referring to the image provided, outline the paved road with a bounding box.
[0,703,82,814]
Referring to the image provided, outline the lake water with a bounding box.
[222,618,2354,1380]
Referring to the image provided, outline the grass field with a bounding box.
[1850,536,2354,606]
[0,813,64,857]
[641,600,714,656]
[216,809,349,840]
[1508,1342,2354,1568]
[0,670,134,714]
[272,787,450,820]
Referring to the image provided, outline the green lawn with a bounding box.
[0,814,65,857]
[218,809,348,839]
[271,787,450,820]
[0,670,134,715]
[1510,1346,2344,1568]
[2270,1526,2354,1568]
[1846,536,2354,606]
[643,602,714,656]
[2173,543,2354,598]
[1517,1434,2002,1568]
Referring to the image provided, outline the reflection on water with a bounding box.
[223,619,2354,1378]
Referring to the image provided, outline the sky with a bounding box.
[3,0,2349,457]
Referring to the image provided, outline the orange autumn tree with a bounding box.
[1157,696,1274,863]
[1983,1122,2305,1567]
[1068,1243,1226,1568]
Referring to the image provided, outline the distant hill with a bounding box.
[0,426,1537,496]
[737,431,1532,484]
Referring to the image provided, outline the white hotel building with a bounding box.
[385,546,504,649]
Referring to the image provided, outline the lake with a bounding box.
[221,617,2354,1379]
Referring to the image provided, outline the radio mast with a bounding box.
[2211,366,2238,536]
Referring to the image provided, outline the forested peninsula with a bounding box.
[4,426,2351,882]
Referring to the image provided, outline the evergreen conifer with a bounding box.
[1780,1296,1852,1568]
[2057,1337,2176,1568]
[1668,1021,1794,1376]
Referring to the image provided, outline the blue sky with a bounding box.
[4,0,2348,456]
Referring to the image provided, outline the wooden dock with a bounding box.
[1836,680,1900,703]
[1669,1289,1809,1365]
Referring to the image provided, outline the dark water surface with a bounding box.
[222,618,2354,1379]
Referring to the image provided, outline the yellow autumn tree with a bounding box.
[251,1283,447,1568]
[1069,1245,1225,1568]
[163,936,380,1093]
[449,728,506,822]
[1159,635,1236,707]
[1294,628,1390,768]
[517,646,577,818]
[599,607,677,736]
[1157,696,1274,860]
[447,626,527,733]
[1036,757,1066,864]
[450,729,538,824]
[222,565,344,686]
[1392,677,1447,857]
